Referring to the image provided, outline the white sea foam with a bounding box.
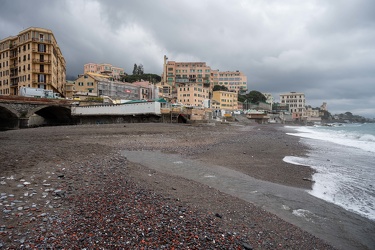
[284,124,375,221]
[286,125,375,153]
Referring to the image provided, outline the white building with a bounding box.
[279,92,306,120]
[262,93,274,106]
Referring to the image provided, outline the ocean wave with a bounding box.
[358,134,375,142]
[285,126,375,153]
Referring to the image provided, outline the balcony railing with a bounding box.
[176,78,189,83]
[32,48,51,54]
[32,69,52,74]
[32,80,52,84]
[10,63,18,69]
[32,38,52,43]
[32,59,51,64]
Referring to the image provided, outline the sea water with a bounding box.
[283,123,375,221]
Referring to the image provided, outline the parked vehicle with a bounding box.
[19,87,61,99]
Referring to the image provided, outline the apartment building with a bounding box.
[132,81,158,100]
[177,83,210,107]
[163,60,211,99]
[212,70,247,94]
[84,63,125,80]
[0,27,66,96]
[161,56,247,107]
[212,90,238,111]
[280,92,306,119]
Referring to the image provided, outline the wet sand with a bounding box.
[0,122,374,249]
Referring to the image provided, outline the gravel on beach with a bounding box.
[0,122,336,249]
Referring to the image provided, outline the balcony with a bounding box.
[32,48,51,54]
[32,69,52,74]
[176,78,189,83]
[32,59,51,64]
[10,63,18,69]
[32,38,52,44]
[32,80,52,85]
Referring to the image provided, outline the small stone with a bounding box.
[242,242,253,250]
[215,213,223,218]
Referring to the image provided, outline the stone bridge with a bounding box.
[0,96,76,130]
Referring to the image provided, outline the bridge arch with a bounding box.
[26,105,75,127]
[0,104,21,130]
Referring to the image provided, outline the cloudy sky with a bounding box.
[1,0,374,117]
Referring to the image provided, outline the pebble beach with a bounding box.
[0,122,370,249]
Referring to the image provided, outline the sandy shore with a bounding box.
[0,121,373,249]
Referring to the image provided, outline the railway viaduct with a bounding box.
[0,96,76,130]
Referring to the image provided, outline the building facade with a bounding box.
[161,56,247,107]
[177,83,210,107]
[163,60,211,100]
[212,70,247,94]
[0,27,66,96]
[279,92,306,119]
[262,93,274,106]
[212,91,238,111]
[132,81,158,100]
[84,63,125,80]
[73,73,140,101]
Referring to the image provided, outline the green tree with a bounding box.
[246,90,266,103]
[122,73,161,83]
[213,85,229,91]
[132,64,138,75]
[137,64,144,75]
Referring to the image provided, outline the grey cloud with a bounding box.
[1,0,374,117]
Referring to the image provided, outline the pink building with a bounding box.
[84,63,125,80]
[132,81,157,100]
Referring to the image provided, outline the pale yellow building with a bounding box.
[177,83,210,107]
[84,63,125,80]
[0,27,66,96]
[212,91,238,111]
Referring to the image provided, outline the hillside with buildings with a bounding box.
[2,26,361,124]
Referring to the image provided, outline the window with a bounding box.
[38,44,46,52]
[38,74,45,83]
